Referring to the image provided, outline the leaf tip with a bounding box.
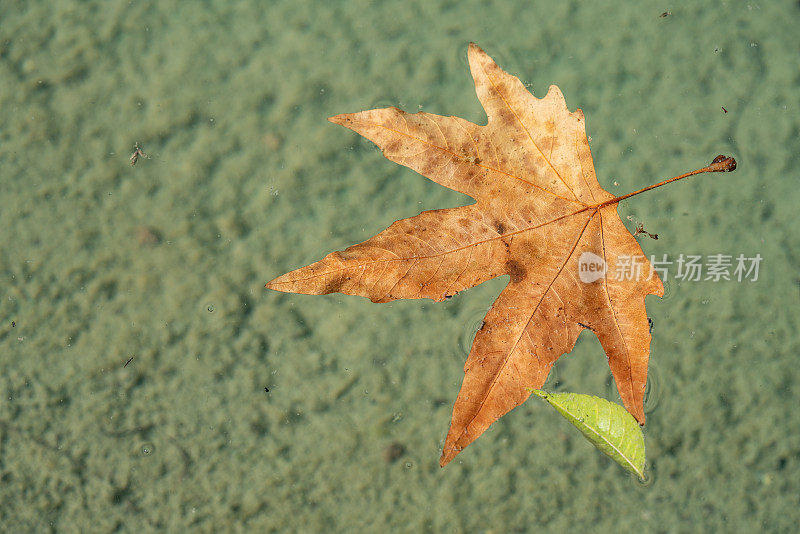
[467,42,488,65]
[528,388,548,400]
[265,277,283,292]
[328,113,348,125]
[635,406,646,426]
[439,448,457,468]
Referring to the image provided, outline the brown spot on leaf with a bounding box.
[505,259,526,283]
[384,139,402,154]
[321,275,347,295]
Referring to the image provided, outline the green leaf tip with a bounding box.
[530,389,646,480]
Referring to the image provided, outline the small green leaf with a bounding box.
[530,389,645,479]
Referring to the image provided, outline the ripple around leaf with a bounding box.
[458,306,491,357]
[642,365,661,415]
[542,364,563,392]
[661,279,673,300]
[605,365,661,415]
[635,464,655,488]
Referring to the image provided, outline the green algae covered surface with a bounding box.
[1,1,799,531]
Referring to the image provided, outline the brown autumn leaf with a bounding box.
[266,43,736,467]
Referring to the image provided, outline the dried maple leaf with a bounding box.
[266,44,736,467]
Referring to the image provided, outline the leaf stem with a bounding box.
[597,155,737,209]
